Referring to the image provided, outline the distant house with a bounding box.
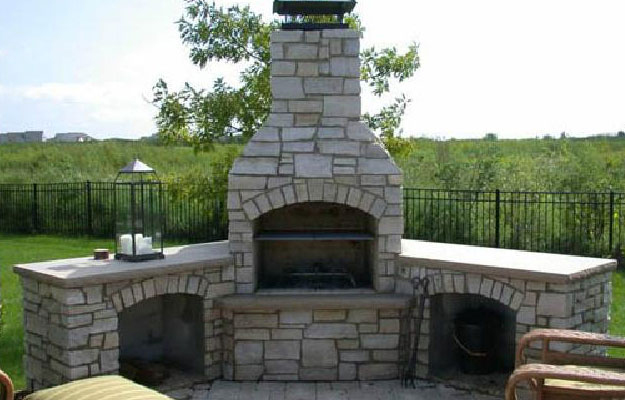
[49,132,95,142]
[0,130,43,143]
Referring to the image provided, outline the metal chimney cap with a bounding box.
[273,0,356,16]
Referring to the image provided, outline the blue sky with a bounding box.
[1,0,625,139]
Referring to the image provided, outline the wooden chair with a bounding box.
[0,369,171,400]
[505,329,625,399]
[0,369,14,400]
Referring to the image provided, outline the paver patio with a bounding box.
[198,380,500,400]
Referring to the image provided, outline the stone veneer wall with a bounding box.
[395,260,613,376]
[220,307,408,381]
[227,29,403,294]
[20,263,234,391]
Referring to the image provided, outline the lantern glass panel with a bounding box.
[114,163,164,262]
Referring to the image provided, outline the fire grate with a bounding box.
[285,263,357,289]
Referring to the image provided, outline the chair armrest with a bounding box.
[0,369,14,400]
[505,363,625,400]
[517,329,625,367]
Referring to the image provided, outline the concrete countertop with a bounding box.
[400,239,617,283]
[12,239,617,288]
[13,241,230,288]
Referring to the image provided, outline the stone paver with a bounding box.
[203,380,501,400]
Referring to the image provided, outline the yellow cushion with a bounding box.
[24,375,171,400]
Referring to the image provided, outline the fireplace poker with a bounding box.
[402,276,430,388]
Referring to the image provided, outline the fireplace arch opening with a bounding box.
[255,202,375,290]
[118,294,204,383]
[429,293,515,380]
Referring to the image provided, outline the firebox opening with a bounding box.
[429,294,515,380]
[255,202,375,290]
[119,294,204,382]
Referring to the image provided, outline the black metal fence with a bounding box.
[403,188,625,258]
[0,182,227,243]
[1,183,624,258]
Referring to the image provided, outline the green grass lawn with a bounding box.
[0,235,113,389]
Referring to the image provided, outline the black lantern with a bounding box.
[114,158,164,262]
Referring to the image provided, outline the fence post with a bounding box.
[609,191,615,253]
[495,189,501,248]
[32,183,38,232]
[86,181,93,235]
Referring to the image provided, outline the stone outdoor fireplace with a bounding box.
[227,28,403,295]
[13,23,617,392]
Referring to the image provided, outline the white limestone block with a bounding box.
[282,127,315,141]
[271,61,296,76]
[323,96,360,117]
[285,43,318,59]
[294,154,332,178]
[271,31,304,42]
[271,77,304,99]
[243,142,280,157]
[330,57,360,77]
[318,140,360,156]
[231,158,278,175]
[304,77,344,94]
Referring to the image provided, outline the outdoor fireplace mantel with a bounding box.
[13,241,230,288]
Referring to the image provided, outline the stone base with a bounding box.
[217,294,411,381]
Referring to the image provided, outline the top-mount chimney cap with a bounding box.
[273,0,356,17]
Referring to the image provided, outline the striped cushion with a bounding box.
[24,375,171,400]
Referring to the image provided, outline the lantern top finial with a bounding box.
[118,158,155,174]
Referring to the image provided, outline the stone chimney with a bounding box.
[227,28,403,294]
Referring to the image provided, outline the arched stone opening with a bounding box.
[429,293,516,379]
[118,294,205,380]
[255,202,376,290]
